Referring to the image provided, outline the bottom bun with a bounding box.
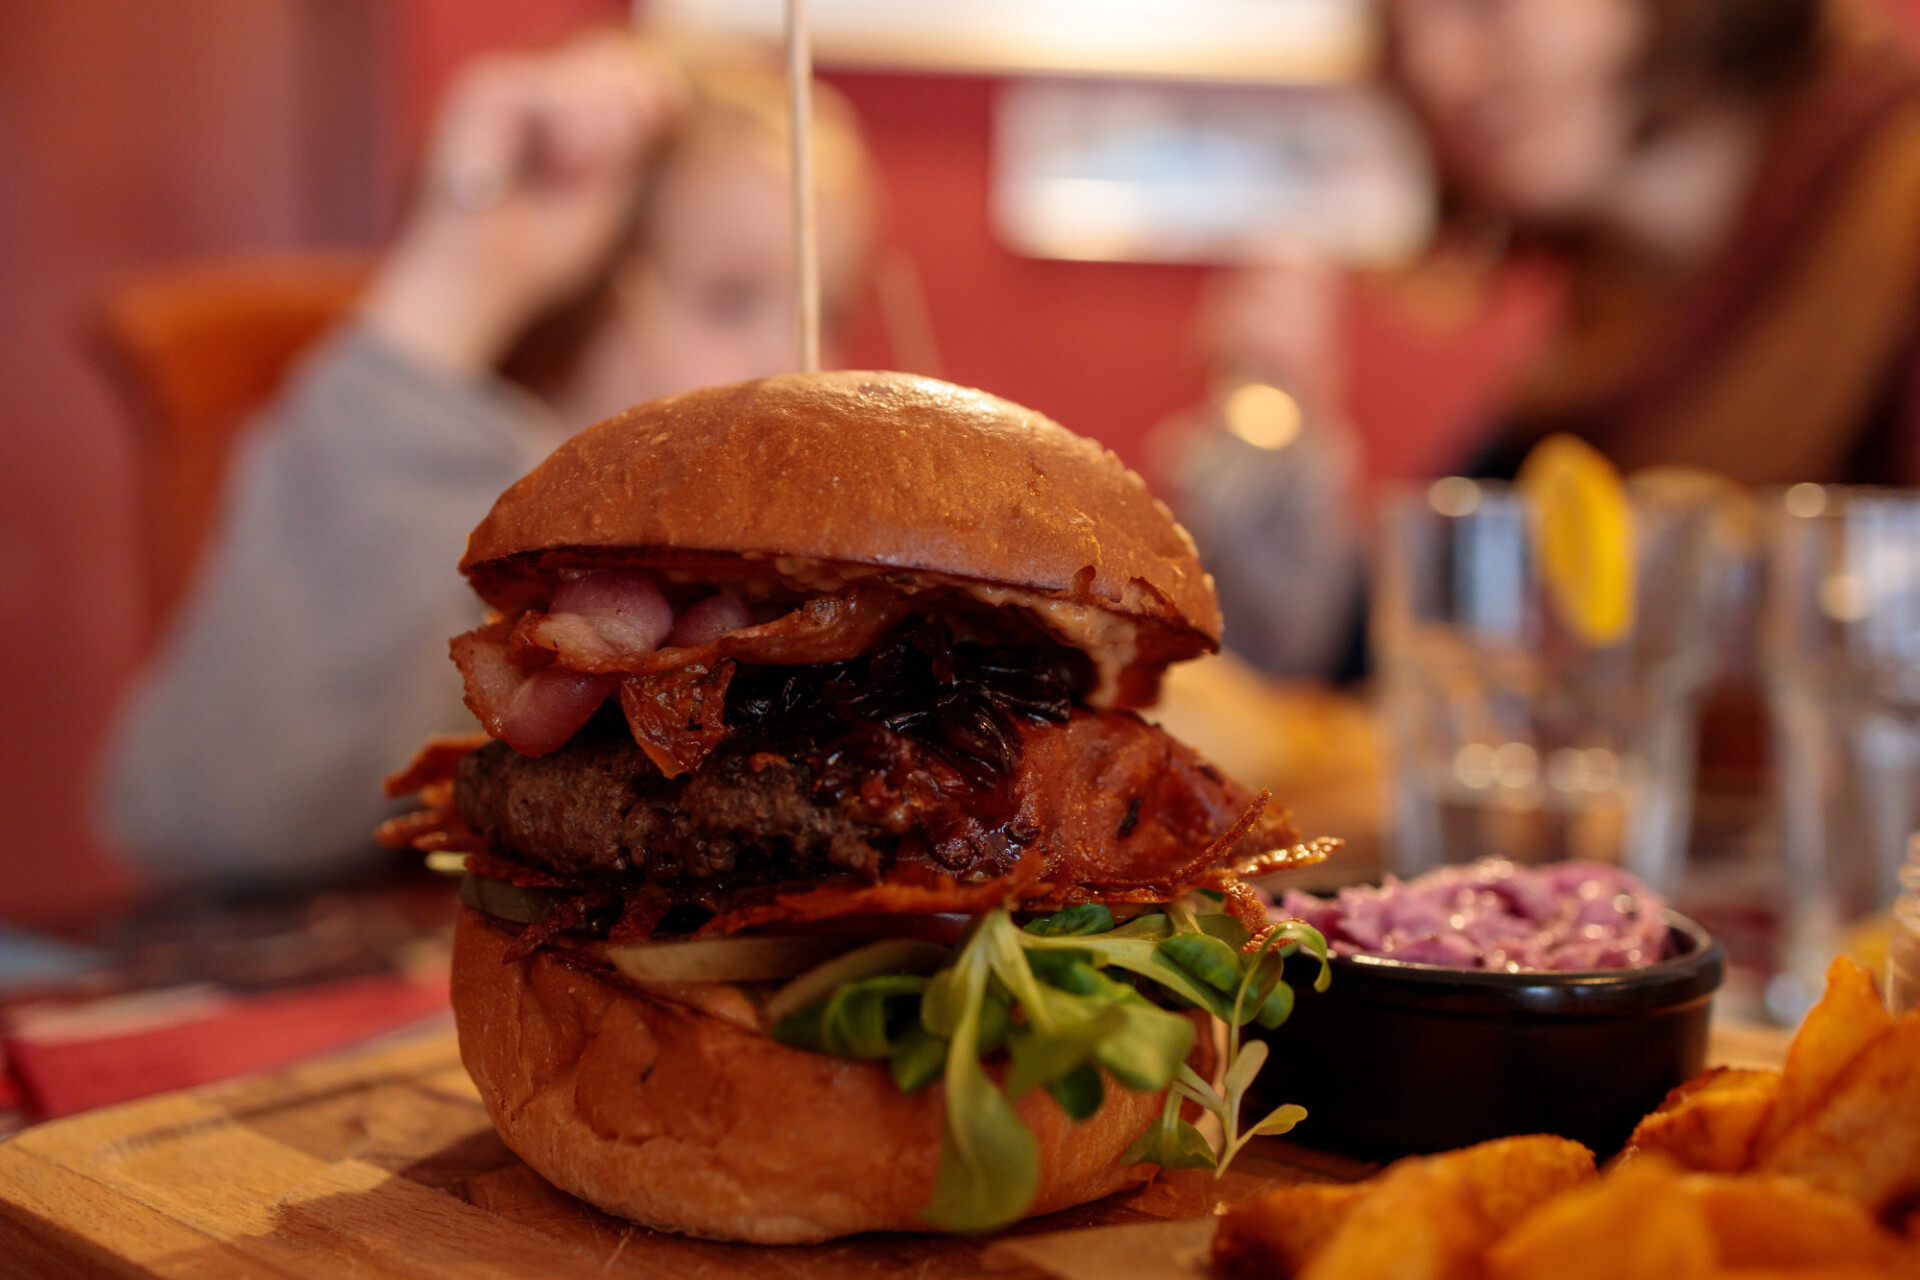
[451,906,1182,1243]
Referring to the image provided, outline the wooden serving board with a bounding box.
[0,1023,1373,1279]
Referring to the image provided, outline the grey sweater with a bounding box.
[102,328,559,886]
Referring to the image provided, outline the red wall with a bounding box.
[0,1,322,926]
[826,71,1553,482]
[825,74,1212,468]
[393,0,629,156]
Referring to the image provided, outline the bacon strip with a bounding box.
[503,887,619,962]
[608,891,673,943]
[667,592,754,647]
[392,700,1334,937]
[384,733,492,798]
[1157,789,1282,890]
[444,588,914,771]
[1223,881,1271,943]
[1212,835,1344,883]
[525,571,672,666]
[374,806,486,853]
[697,855,1045,936]
[427,824,1332,942]
[501,588,908,677]
[618,660,736,778]
[463,849,590,890]
[451,625,617,757]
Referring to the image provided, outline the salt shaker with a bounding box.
[1892,833,1920,1015]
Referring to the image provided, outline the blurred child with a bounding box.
[102,32,877,886]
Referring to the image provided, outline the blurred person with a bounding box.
[1405,0,1920,482]
[101,31,878,887]
[1151,246,1365,680]
[1162,0,1920,678]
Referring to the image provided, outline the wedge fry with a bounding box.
[1487,1159,1715,1280]
[1752,957,1896,1161]
[1294,1159,1497,1280]
[1682,1173,1898,1268]
[1212,953,1920,1280]
[1440,1134,1600,1231]
[1620,1067,1783,1173]
[1758,1013,1920,1216]
[1218,1136,1596,1280]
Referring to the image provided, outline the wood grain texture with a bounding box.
[0,1024,1780,1278]
[0,1029,1361,1279]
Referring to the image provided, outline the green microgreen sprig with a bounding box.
[770,900,1330,1232]
[1127,918,1330,1176]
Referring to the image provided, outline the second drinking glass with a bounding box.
[1375,478,1735,893]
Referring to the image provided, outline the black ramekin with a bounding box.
[1248,910,1725,1159]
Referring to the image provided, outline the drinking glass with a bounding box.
[1375,479,1732,893]
[1764,485,1920,1017]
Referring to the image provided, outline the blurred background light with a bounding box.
[650,0,1373,83]
[1223,381,1303,450]
[1428,476,1482,518]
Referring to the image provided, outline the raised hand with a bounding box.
[362,32,688,377]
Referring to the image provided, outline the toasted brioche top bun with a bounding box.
[460,372,1220,701]
[451,907,1176,1243]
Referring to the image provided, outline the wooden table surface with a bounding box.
[0,1019,1786,1279]
[0,1022,1370,1279]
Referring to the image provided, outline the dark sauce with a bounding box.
[723,619,1089,792]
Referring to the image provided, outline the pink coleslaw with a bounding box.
[1273,859,1670,971]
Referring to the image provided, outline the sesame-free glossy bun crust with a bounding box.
[460,372,1221,676]
[451,908,1173,1243]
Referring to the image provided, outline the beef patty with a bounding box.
[454,703,1287,902]
[453,716,998,890]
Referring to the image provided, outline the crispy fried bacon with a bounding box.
[688,814,1336,937]
[503,887,619,962]
[1007,719,1302,902]
[697,857,1046,936]
[667,592,754,647]
[451,624,617,757]
[1212,835,1344,883]
[451,583,914,764]
[608,891,672,944]
[503,587,908,677]
[394,815,1331,946]
[373,804,486,854]
[383,733,491,798]
[551,571,672,653]
[618,660,736,778]
[515,580,672,668]
[462,849,583,890]
[1223,881,1273,944]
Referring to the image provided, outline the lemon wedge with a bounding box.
[1517,434,1634,645]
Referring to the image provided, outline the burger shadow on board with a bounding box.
[236,1123,1336,1271]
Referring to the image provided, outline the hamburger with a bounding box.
[382,371,1333,1243]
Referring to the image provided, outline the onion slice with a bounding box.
[763,938,952,1025]
[604,934,858,984]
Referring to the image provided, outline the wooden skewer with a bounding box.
[786,0,821,373]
